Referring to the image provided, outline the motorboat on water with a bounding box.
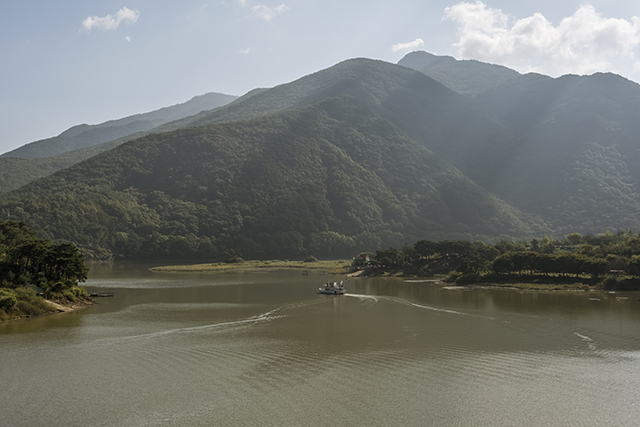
[319,281,345,295]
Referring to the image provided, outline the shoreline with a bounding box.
[45,298,95,313]
[150,261,622,292]
[0,294,95,322]
[151,259,351,274]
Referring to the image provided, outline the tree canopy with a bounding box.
[0,220,88,294]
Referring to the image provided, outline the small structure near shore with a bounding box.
[88,292,115,297]
[352,253,372,269]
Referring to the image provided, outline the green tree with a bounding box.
[566,233,584,245]
[223,249,244,264]
[374,247,403,269]
[626,255,640,276]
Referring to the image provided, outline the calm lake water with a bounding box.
[2,263,640,426]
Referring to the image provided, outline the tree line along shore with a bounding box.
[0,220,91,321]
[5,219,640,321]
[363,231,640,291]
[154,231,640,291]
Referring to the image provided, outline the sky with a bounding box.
[2,0,640,155]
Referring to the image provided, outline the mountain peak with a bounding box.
[397,51,448,70]
[397,51,520,97]
[1,92,238,160]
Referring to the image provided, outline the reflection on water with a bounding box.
[1,263,640,426]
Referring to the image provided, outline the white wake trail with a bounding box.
[347,293,492,319]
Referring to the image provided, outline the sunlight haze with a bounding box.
[2,0,640,154]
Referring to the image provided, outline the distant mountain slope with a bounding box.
[4,55,640,260]
[1,59,510,198]
[0,138,128,195]
[153,58,467,129]
[155,58,513,175]
[0,95,538,260]
[397,51,521,96]
[395,53,640,234]
[473,72,640,233]
[1,92,238,159]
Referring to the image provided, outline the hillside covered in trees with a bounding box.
[0,220,89,320]
[0,95,538,260]
[2,54,640,261]
[402,52,640,235]
[0,93,237,194]
[370,231,640,290]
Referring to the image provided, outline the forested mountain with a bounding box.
[0,94,539,260]
[0,92,237,195]
[1,92,237,159]
[155,58,514,177]
[1,131,142,195]
[472,72,640,234]
[396,51,640,235]
[397,51,521,97]
[3,54,640,260]
[0,156,76,196]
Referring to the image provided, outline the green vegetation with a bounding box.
[473,72,640,234]
[223,249,244,264]
[0,147,116,195]
[369,230,640,290]
[2,92,238,160]
[0,93,237,194]
[0,91,535,261]
[151,259,350,275]
[0,287,57,321]
[4,56,640,265]
[0,220,90,320]
[400,52,640,236]
[398,51,521,97]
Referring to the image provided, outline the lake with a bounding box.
[2,263,640,426]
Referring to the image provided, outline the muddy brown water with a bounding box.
[2,263,640,426]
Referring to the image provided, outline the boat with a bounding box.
[319,281,346,295]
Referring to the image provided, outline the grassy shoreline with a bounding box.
[151,260,640,292]
[450,282,596,292]
[151,259,352,275]
[0,287,94,322]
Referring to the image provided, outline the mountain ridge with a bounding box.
[397,50,521,96]
[1,92,238,159]
[0,64,542,260]
[3,53,640,260]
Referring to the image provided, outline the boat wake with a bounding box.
[574,332,598,351]
[345,293,379,304]
[88,299,325,347]
[347,293,492,319]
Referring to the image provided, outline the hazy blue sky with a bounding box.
[2,0,640,154]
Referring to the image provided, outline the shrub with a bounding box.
[476,272,501,283]
[15,300,41,316]
[443,271,462,283]
[455,273,480,285]
[223,249,244,264]
[60,286,88,302]
[0,293,17,310]
[602,277,640,291]
[12,288,55,317]
[602,276,619,290]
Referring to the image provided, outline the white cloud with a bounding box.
[392,38,425,53]
[443,1,640,76]
[251,4,288,21]
[83,7,140,31]
[125,36,131,42]
[239,47,251,54]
